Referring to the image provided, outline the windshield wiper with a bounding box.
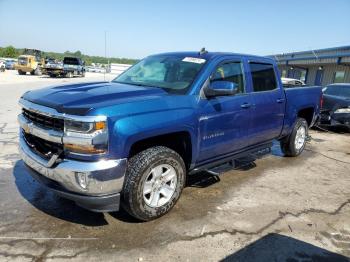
[114,81,163,89]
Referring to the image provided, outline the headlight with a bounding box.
[64,120,106,133]
[334,108,350,113]
[63,119,108,155]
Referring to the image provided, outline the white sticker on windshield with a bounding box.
[182,57,206,64]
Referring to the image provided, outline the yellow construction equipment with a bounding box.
[15,49,44,75]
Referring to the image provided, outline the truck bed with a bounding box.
[282,86,322,136]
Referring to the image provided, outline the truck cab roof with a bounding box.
[152,51,275,63]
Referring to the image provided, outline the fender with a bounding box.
[109,108,199,164]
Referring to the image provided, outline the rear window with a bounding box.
[63,57,80,65]
[324,85,350,98]
[249,63,277,92]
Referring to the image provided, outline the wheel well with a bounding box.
[297,107,314,126]
[129,132,192,170]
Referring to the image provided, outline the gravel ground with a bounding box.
[0,70,349,261]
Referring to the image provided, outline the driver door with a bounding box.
[197,60,253,163]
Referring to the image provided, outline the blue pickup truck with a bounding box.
[18,51,322,221]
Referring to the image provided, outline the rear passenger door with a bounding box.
[248,62,285,144]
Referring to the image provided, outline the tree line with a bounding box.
[0,46,138,65]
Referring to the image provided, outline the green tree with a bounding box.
[73,50,82,58]
[2,46,18,58]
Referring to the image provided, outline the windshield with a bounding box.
[324,85,350,98]
[112,55,206,94]
[18,57,27,64]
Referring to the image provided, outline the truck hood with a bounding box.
[22,81,169,115]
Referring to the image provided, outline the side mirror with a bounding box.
[204,81,238,98]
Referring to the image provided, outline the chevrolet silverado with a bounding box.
[18,51,322,221]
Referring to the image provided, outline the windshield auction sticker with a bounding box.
[182,57,206,64]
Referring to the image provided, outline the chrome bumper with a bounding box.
[19,133,127,196]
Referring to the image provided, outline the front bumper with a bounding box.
[19,133,127,212]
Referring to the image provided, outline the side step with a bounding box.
[189,142,272,176]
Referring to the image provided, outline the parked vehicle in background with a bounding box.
[86,66,105,73]
[14,49,44,75]
[281,77,306,88]
[43,61,63,77]
[18,51,322,221]
[63,57,85,77]
[319,83,350,130]
[0,60,5,72]
[44,57,85,78]
[5,59,16,70]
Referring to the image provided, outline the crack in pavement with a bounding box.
[40,249,89,261]
[177,199,350,242]
[0,251,37,261]
[0,239,89,261]
[305,148,350,165]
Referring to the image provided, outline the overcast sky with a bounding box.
[0,0,349,59]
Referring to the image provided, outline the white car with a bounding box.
[281,77,305,87]
[0,60,5,72]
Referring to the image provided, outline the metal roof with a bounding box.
[269,45,350,65]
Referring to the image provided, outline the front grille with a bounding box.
[22,108,64,131]
[23,131,64,160]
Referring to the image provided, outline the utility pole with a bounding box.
[104,31,107,81]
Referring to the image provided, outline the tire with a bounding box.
[18,70,25,75]
[122,146,186,221]
[34,67,41,76]
[280,118,308,157]
[30,70,35,75]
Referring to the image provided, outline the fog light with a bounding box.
[75,172,88,189]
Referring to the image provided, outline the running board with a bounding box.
[189,142,272,175]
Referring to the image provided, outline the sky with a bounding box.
[0,0,349,59]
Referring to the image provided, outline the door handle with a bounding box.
[276,98,285,103]
[241,103,251,109]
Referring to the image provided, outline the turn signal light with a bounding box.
[64,144,106,154]
[95,121,106,130]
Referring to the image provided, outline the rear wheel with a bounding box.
[122,146,186,221]
[18,70,26,75]
[280,118,308,157]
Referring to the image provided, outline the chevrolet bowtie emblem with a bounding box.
[23,123,32,134]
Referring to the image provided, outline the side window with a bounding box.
[249,62,277,92]
[333,71,345,83]
[211,62,245,94]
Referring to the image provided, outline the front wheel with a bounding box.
[280,118,308,157]
[122,146,186,221]
[34,67,41,75]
